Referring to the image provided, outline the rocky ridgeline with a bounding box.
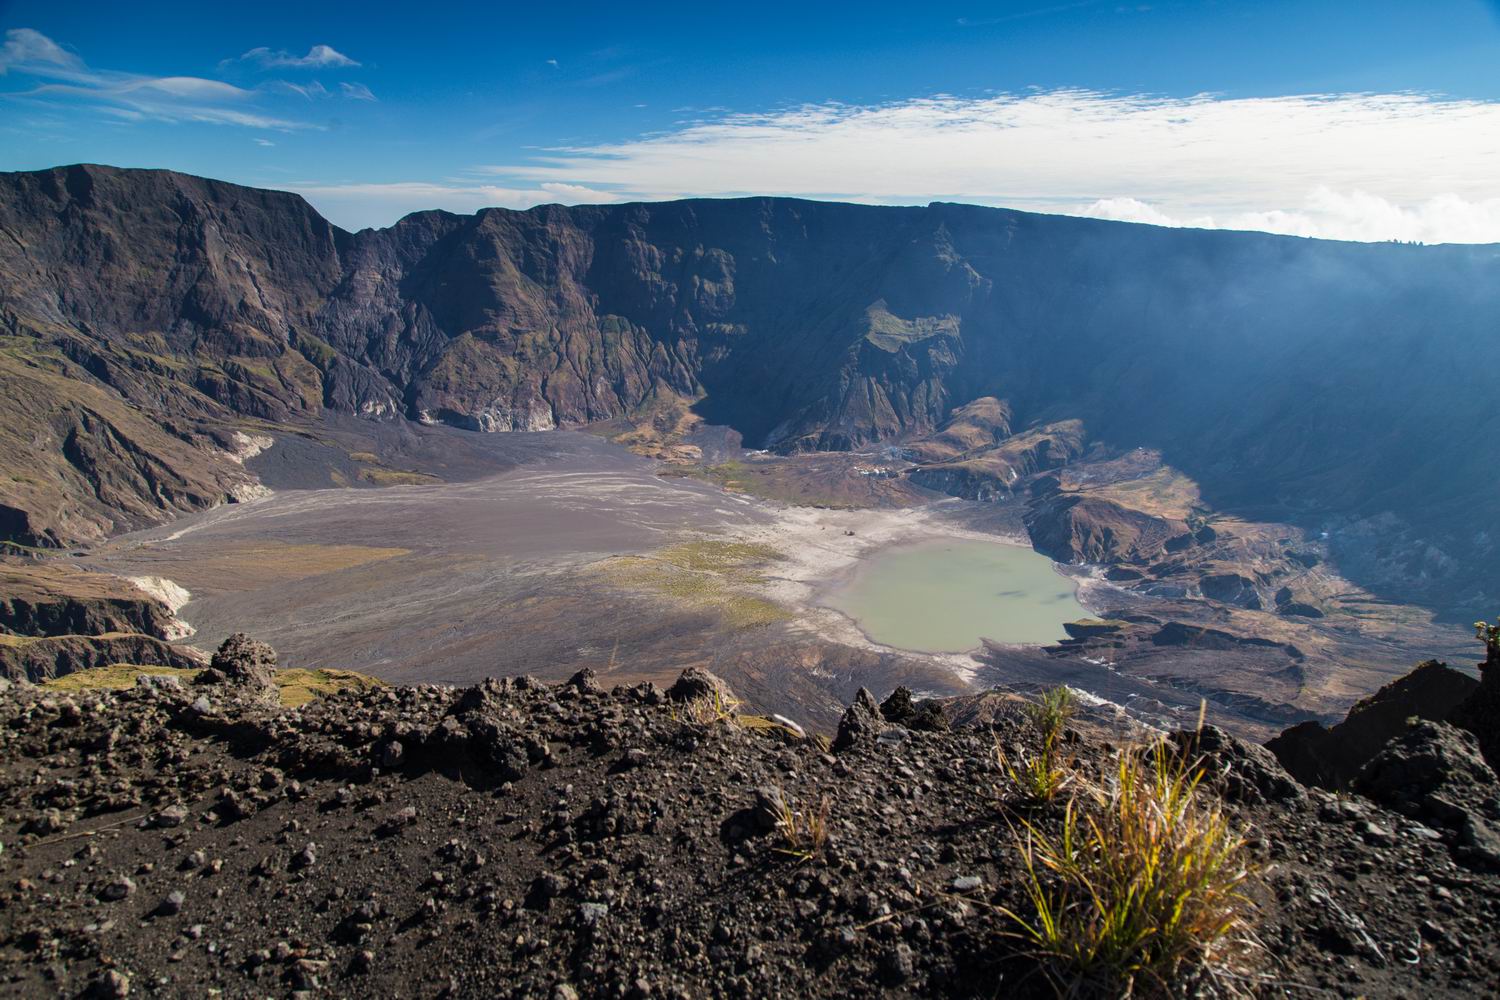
[0,637,1498,998]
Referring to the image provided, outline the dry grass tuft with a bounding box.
[772,787,831,862]
[1001,738,1258,996]
[671,687,743,726]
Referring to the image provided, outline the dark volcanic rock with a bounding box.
[1170,725,1304,805]
[1170,728,1302,803]
[666,667,734,705]
[1268,660,1479,789]
[195,633,278,699]
[1355,720,1500,871]
[1451,639,1500,774]
[0,665,1497,997]
[832,687,886,752]
[879,686,948,732]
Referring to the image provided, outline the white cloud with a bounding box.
[1,28,318,130]
[232,44,359,69]
[0,27,84,77]
[475,90,1500,243]
[339,82,376,101]
[1080,189,1500,244]
[269,80,330,100]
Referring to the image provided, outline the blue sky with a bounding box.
[3,1,1500,240]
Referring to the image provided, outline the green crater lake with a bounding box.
[826,539,1086,652]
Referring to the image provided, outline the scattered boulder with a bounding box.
[877,687,949,732]
[1355,720,1500,871]
[195,633,278,701]
[832,688,885,753]
[666,668,734,706]
[879,687,916,723]
[1172,725,1304,804]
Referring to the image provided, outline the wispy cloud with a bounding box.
[229,44,359,70]
[956,2,1107,27]
[463,90,1500,242]
[1,28,317,129]
[339,82,376,101]
[0,27,85,79]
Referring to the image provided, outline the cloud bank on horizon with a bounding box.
[454,90,1498,244]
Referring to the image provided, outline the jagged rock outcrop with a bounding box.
[1451,636,1500,774]
[1171,724,1305,805]
[1355,721,1500,871]
[832,687,886,751]
[3,164,1500,617]
[666,667,735,706]
[195,632,278,702]
[1268,660,1479,789]
[877,685,949,731]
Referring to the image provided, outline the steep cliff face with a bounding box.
[2,165,1498,616]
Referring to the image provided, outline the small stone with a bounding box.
[751,787,786,834]
[99,876,136,902]
[383,806,418,833]
[884,942,915,982]
[91,969,130,998]
[190,696,212,715]
[157,891,185,916]
[154,805,188,829]
[578,902,609,927]
[136,673,182,694]
[553,986,580,1000]
[292,843,317,870]
[622,748,650,770]
[951,875,983,893]
[378,740,406,769]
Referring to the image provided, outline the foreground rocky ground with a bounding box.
[1,636,1498,998]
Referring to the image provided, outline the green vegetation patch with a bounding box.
[357,467,441,486]
[596,538,789,629]
[674,461,865,510]
[863,301,960,352]
[40,663,384,706]
[41,664,200,692]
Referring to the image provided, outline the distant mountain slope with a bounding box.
[2,164,1497,616]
